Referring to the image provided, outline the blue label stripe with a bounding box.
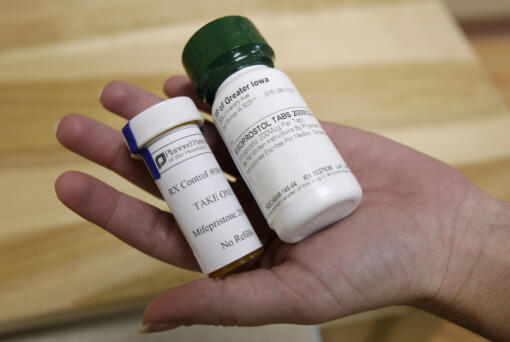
[140,148,161,179]
[122,122,140,154]
[122,122,161,180]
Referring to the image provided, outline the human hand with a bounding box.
[55,78,510,339]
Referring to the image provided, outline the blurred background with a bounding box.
[1,0,509,341]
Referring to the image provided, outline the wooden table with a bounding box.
[1,0,509,337]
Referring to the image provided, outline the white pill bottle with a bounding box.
[122,97,263,278]
[182,16,362,243]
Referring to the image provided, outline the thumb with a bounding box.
[140,267,321,333]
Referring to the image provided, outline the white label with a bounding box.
[147,124,262,274]
[212,67,354,223]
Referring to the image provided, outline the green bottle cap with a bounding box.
[182,16,275,105]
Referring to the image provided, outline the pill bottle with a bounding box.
[122,97,263,278]
[182,16,362,243]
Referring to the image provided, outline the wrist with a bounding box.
[417,190,510,341]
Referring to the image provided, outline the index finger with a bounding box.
[100,80,164,119]
[163,76,211,114]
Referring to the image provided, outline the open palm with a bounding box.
[56,78,485,332]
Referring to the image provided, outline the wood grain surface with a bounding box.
[0,0,509,337]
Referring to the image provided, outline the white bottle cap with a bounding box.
[122,96,204,155]
[122,96,205,179]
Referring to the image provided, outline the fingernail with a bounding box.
[223,171,237,183]
[138,322,178,334]
[53,119,61,134]
[98,87,104,101]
